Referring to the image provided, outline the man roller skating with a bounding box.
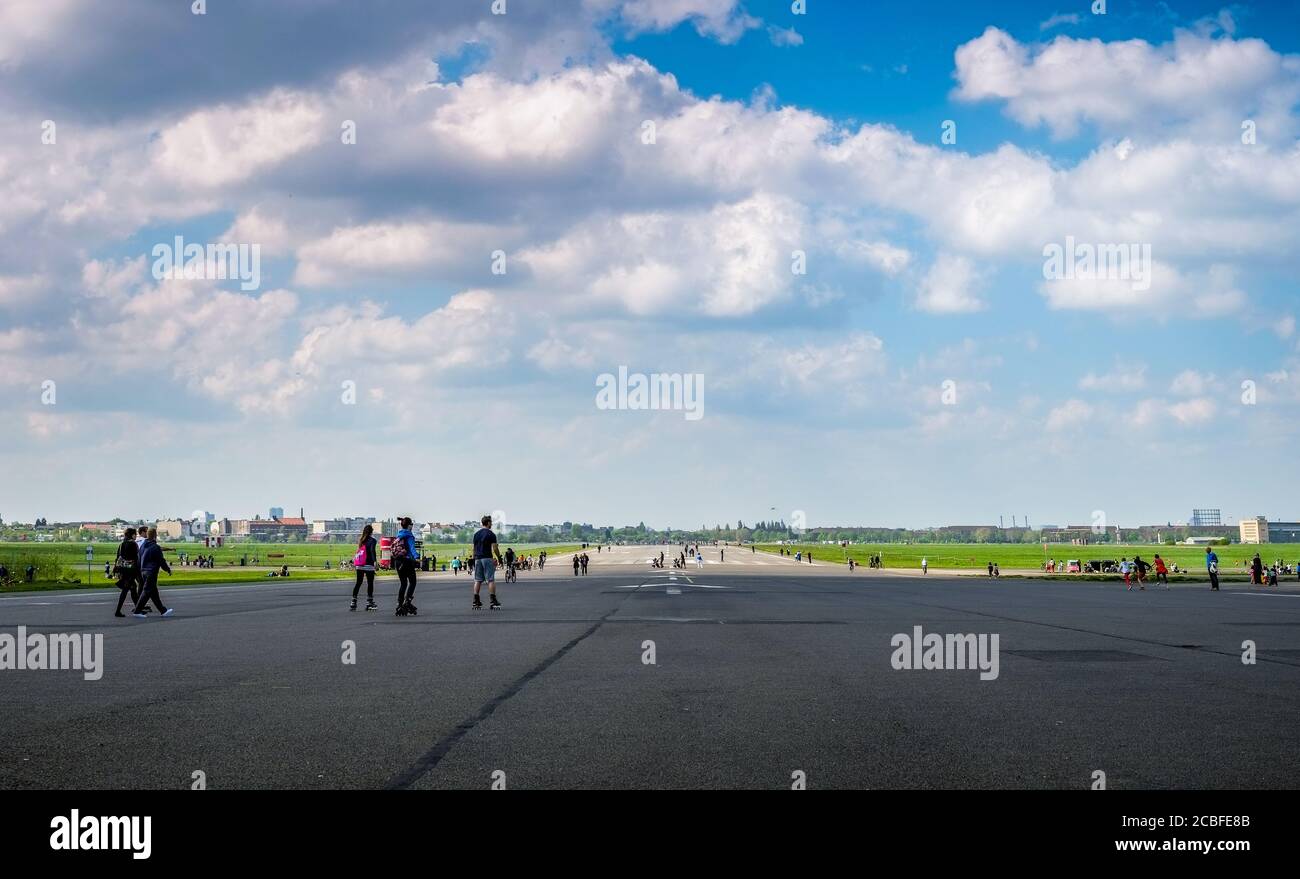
[471,514,505,610]
[393,517,420,616]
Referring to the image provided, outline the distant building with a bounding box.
[1271,522,1300,543]
[309,518,370,542]
[1240,517,1269,544]
[248,517,309,540]
[1041,525,1098,544]
[1241,517,1300,544]
[269,507,285,519]
[212,515,310,541]
[155,519,188,540]
[1190,508,1222,528]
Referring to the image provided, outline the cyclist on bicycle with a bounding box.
[504,546,516,582]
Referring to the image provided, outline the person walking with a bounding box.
[1251,553,1264,586]
[1133,555,1149,590]
[132,527,149,610]
[131,528,174,617]
[921,557,928,575]
[112,527,141,617]
[572,554,580,576]
[1120,557,1132,590]
[580,552,590,575]
[471,515,504,609]
[393,517,420,616]
[1205,547,1220,591]
[351,524,378,611]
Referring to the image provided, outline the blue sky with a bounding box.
[1,0,1298,530]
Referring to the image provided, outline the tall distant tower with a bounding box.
[1190,508,1221,528]
[270,506,284,519]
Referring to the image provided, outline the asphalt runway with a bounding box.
[2,544,1297,790]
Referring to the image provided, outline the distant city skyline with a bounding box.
[4,505,1293,533]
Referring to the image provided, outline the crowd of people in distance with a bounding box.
[849,553,883,569]
[450,548,546,575]
[836,549,1300,586]
[99,530,1300,620]
[1244,552,1295,585]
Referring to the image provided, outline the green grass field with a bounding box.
[0,540,588,591]
[755,542,1295,574]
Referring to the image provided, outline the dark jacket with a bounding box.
[139,539,171,576]
[116,538,139,562]
[359,536,377,567]
[115,539,139,579]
